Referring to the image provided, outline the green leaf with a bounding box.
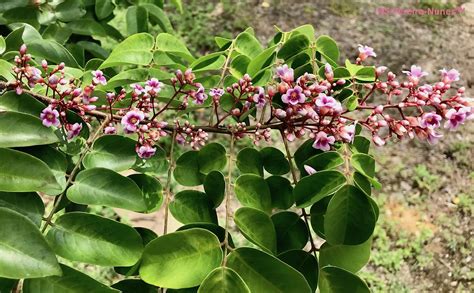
[234,207,277,254]
[23,264,118,293]
[66,168,148,212]
[0,91,46,116]
[260,147,290,175]
[277,34,309,61]
[344,59,364,76]
[0,191,44,226]
[100,69,149,90]
[0,111,59,147]
[229,54,250,78]
[0,207,61,279]
[351,153,375,178]
[128,173,163,212]
[355,67,376,82]
[155,33,194,62]
[350,136,370,154]
[190,52,225,72]
[83,135,137,172]
[46,212,143,266]
[133,145,169,175]
[112,279,156,293]
[95,0,115,20]
[203,171,225,208]
[271,211,308,253]
[309,196,332,239]
[100,33,154,69]
[0,60,15,81]
[227,247,312,293]
[55,0,86,22]
[353,172,371,196]
[170,0,183,13]
[293,170,346,207]
[28,39,80,68]
[198,143,227,174]
[170,190,217,224]
[319,238,372,273]
[0,278,16,293]
[127,6,149,35]
[303,151,344,172]
[247,45,277,76]
[291,24,316,42]
[319,266,370,293]
[198,267,250,293]
[0,148,62,194]
[234,174,271,213]
[234,32,263,58]
[141,4,173,33]
[140,228,223,288]
[177,223,234,248]
[315,35,339,65]
[0,36,5,54]
[324,185,376,245]
[294,139,322,172]
[174,151,205,186]
[236,147,263,176]
[278,250,318,292]
[66,19,107,37]
[266,175,294,209]
[344,95,358,111]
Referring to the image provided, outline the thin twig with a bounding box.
[162,130,177,235]
[222,133,235,267]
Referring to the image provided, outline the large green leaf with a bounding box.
[112,279,156,293]
[266,175,294,209]
[0,207,61,279]
[0,148,62,194]
[174,151,204,186]
[0,191,44,227]
[271,211,308,253]
[234,32,263,58]
[260,147,290,175]
[128,173,163,212]
[169,190,217,224]
[234,174,271,213]
[293,170,346,207]
[127,5,149,35]
[203,171,225,208]
[198,143,227,174]
[277,34,309,61]
[351,153,375,178]
[234,207,277,254]
[190,52,225,73]
[315,35,339,65]
[0,111,59,147]
[177,223,234,248]
[303,151,344,172]
[198,267,250,293]
[46,212,143,266]
[236,147,263,176]
[140,3,173,33]
[0,91,45,116]
[55,0,86,22]
[67,168,148,212]
[227,247,312,293]
[247,45,277,77]
[100,33,154,68]
[318,266,370,293]
[319,238,372,273]
[28,39,80,68]
[23,264,118,293]
[294,139,322,172]
[95,0,114,20]
[83,135,137,172]
[140,228,222,288]
[155,33,194,62]
[324,185,376,245]
[278,250,318,292]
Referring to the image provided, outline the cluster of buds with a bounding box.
[174,120,208,150]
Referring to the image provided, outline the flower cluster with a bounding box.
[9,44,472,158]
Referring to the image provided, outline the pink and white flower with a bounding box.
[276,64,294,83]
[194,85,208,105]
[252,87,266,108]
[40,106,60,127]
[209,88,224,98]
[312,131,335,151]
[121,109,145,133]
[92,70,107,85]
[137,145,156,159]
[372,135,385,146]
[440,68,460,83]
[304,165,317,175]
[358,45,376,61]
[131,83,145,95]
[104,126,116,134]
[282,86,305,105]
[419,112,442,129]
[339,124,356,142]
[145,78,163,95]
[67,123,82,140]
[315,93,342,114]
[444,107,471,130]
[426,129,443,145]
[402,65,428,79]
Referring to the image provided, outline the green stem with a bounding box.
[162,130,177,235]
[222,133,235,266]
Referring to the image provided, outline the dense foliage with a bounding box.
[0,2,471,292]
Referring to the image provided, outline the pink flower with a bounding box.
[312,131,335,151]
[209,88,224,98]
[92,70,107,85]
[315,93,342,114]
[358,45,376,61]
[419,112,442,129]
[104,126,116,134]
[304,165,317,175]
[282,86,305,105]
[67,123,82,140]
[121,110,145,133]
[426,129,442,145]
[137,145,156,159]
[252,87,266,108]
[324,64,334,81]
[372,135,385,146]
[145,78,162,95]
[339,124,356,142]
[402,65,428,79]
[276,64,294,83]
[131,83,145,95]
[194,85,208,105]
[40,106,60,127]
[444,107,470,130]
[440,68,460,83]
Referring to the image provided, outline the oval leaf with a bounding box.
[319,266,370,293]
[234,207,277,254]
[278,250,318,292]
[169,190,217,224]
[0,191,44,226]
[234,174,271,213]
[198,143,227,174]
[271,211,308,253]
[83,135,137,172]
[236,147,263,176]
[260,147,290,175]
[294,170,346,207]
[198,267,250,293]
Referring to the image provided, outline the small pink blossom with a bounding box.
[282,86,305,105]
[444,107,470,130]
[339,124,356,142]
[276,64,294,83]
[358,45,376,60]
[315,93,342,114]
[304,165,317,175]
[137,145,156,159]
[252,87,266,108]
[131,83,145,95]
[67,123,82,140]
[427,129,443,145]
[145,78,163,95]
[92,70,107,85]
[104,126,116,134]
[194,85,208,105]
[121,110,145,133]
[40,106,60,127]
[209,88,224,98]
[402,65,428,79]
[419,112,442,129]
[312,131,335,151]
[440,68,460,83]
[372,135,385,146]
